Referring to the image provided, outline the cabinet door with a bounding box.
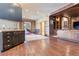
[13,31,25,46]
[13,31,18,45]
[18,31,25,43]
[3,43,12,51]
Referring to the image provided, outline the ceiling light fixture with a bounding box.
[12,3,21,8]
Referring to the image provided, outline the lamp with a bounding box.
[56,17,60,21]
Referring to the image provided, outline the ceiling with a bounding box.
[20,3,70,20]
[50,4,79,17]
[65,4,79,17]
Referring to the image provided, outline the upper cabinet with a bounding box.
[0,3,22,21]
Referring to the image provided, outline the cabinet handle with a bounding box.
[7,36,10,38]
[7,40,10,42]
[8,45,10,47]
[7,33,10,35]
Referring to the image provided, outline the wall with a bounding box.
[36,21,40,29]
[36,19,49,36]
[0,19,19,30]
[45,20,49,36]
[35,21,40,34]
[31,21,36,32]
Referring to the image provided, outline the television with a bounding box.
[73,22,79,29]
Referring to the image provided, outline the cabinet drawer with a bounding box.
[3,39,12,44]
[2,31,25,51]
[3,43,12,50]
[3,32,13,37]
[3,36,12,41]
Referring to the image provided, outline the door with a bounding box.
[24,22,31,31]
[40,22,45,35]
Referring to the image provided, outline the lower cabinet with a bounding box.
[2,31,25,52]
[13,31,25,46]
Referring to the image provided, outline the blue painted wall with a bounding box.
[0,3,22,21]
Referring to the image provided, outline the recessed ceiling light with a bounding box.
[25,9,29,12]
[12,3,19,6]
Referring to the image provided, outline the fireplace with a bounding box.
[73,22,79,29]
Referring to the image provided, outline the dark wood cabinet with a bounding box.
[13,31,25,46]
[1,31,25,51]
[49,16,57,35]
[49,15,62,36]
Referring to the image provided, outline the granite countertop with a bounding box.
[0,29,25,32]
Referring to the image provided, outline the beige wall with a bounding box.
[36,19,49,36]
[45,20,49,36]
[31,21,36,32]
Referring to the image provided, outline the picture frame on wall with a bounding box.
[62,17,69,29]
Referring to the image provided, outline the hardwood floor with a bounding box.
[0,37,79,56]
